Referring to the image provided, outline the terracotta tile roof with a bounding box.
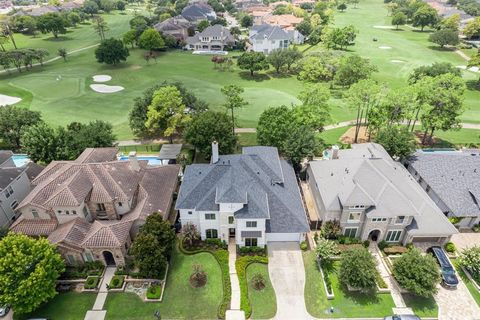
[82,219,133,248]
[48,218,90,249]
[262,14,303,28]
[10,218,58,236]
[75,148,118,164]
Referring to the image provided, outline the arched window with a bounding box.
[206,229,218,239]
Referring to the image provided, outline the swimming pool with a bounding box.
[12,154,31,167]
[118,156,163,166]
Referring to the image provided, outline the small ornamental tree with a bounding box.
[339,247,378,292]
[458,246,480,279]
[251,273,266,290]
[139,28,165,54]
[428,29,460,48]
[95,38,129,65]
[315,238,339,262]
[182,223,200,247]
[321,219,341,239]
[393,248,441,297]
[392,12,407,30]
[0,233,65,314]
[237,51,269,76]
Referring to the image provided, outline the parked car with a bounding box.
[0,305,10,317]
[428,246,459,288]
[384,315,420,320]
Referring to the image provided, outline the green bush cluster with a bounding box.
[363,240,370,248]
[235,255,269,318]
[109,275,125,288]
[376,273,388,289]
[205,238,228,249]
[238,246,266,256]
[337,236,361,245]
[300,241,308,251]
[444,242,456,253]
[378,240,389,251]
[61,261,105,279]
[84,276,100,289]
[473,223,480,233]
[146,284,162,299]
[322,268,333,294]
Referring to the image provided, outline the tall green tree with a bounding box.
[0,233,65,314]
[294,84,331,132]
[284,125,320,169]
[257,105,294,153]
[412,5,439,31]
[221,84,248,137]
[36,13,68,38]
[197,20,210,32]
[145,86,190,142]
[0,106,42,149]
[237,51,269,76]
[334,54,377,87]
[123,29,137,48]
[339,247,378,292]
[408,62,461,84]
[267,49,288,73]
[95,38,129,65]
[391,12,407,29]
[138,28,165,54]
[185,111,237,158]
[428,29,459,48]
[92,15,109,41]
[393,249,440,297]
[375,126,416,160]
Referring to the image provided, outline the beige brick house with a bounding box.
[11,148,180,266]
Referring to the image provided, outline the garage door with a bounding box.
[266,233,301,242]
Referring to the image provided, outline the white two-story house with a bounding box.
[249,24,303,54]
[306,143,457,246]
[176,144,309,247]
[186,25,235,51]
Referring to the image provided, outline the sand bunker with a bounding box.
[92,75,112,82]
[90,84,124,93]
[390,59,405,63]
[373,25,395,29]
[469,66,479,73]
[379,46,392,49]
[0,94,22,106]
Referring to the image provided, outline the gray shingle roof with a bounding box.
[176,146,309,233]
[250,24,291,41]
[0,167,24,191]
[181,3,216,21]
[309,143,457,236]
[186,24,234,45]
[408,150,480,217]
[0,150,13,166]
[159,144,183,160]
[154,16,192,32]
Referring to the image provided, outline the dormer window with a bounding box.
[395,216,405,224]
[246,221,257,228]
[348,212,361,222]
[31,209,39,218]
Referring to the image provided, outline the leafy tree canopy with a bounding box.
[237,51,269,76]
[339,247,378,292]
[95,38,129,65]
[374,125,416,160]
[0,106,42,149]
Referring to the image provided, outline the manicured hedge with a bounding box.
[384,246,408,255]
[109,275,125,288]
[235,255,269,318]
[84,276,100,289]
[179,239,231,319]
[146,283,162,299]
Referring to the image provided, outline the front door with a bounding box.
[229,228,235,237]
[102,251,116,266]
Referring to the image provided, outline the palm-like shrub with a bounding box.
[251,273,266,290]
[315,238,339,263]
[182,223,200,247]
[190,263,207,287]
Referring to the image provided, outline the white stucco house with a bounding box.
[249,24,304,54]
[175,143,309,247]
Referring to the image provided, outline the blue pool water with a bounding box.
[118,156,163,166]
[12,154,31,167]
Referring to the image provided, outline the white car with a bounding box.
[0,305,10,318]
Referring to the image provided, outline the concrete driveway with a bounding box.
[451,232,480,251]
[268,242,311,320]
[435,281,480,320]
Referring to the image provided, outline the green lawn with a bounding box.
[319,126,351,145]
[246,263,277,319]
[303,251,395,318]
[402,294,438,318]
[15,292,96,320]
[104,248,223,319]
[238,132,258,147]
[453,260,480,307]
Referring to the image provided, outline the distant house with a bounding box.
[154,15,193,42]
[261,14,303,30]
[307,143,457,246]
[0,151,43,229]
[176,143,309,247]
[11,148,180,266]
[181,3,216,23]
[186,24,234,51]
[407,149,480,229]
[249,24,303,54]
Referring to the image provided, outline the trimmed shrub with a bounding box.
[378,240,389,251]
[84,276,100,289]
[300,241,308,251]
[238,246,266,256]
[384,246,408,255]
[146,284,162,299]
[109,275,125,288]
[444,242,456,253]
[363,240,370,248]
[376,273,388,289]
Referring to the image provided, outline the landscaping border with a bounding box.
[144,264,169,302]
[316,259,334,299]
[461,266,480,291]
[178,239,231,319]
[235,255,269,318]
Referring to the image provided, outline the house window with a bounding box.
[426,186,431,192]
[66,210,70,215]
[343,227,357,238]
[10,200,18,210]
[246,221,257,228]
[4,186,13,198]
[205,213,216,220]
[97,203,106,212]
[118,202,123,207]
[188,211,193,215]
[66,255,76,265]
[350,205,365,209]
[372,218,387,222]
[72,210,77,215]
[31,209,39,218]
[245,238,258,246]
[348,212,361,222]
[228,216,234,224]
[206,229,218,239]
[84,252,94,262]
[4,190,9,198]
[395,216,405,224]
[385,230,402,242]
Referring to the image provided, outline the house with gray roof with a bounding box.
[11,148,180,266]
[186,24,234,51]
[154,15,193,42]
[307,143,457,246]
[181,2,216,23]
[176,143,309,247]
[407,149,480,229]
[249,24,303,54]
[0,150,14,168]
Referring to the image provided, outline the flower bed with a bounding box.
[235,255,269,318]
[146,283,162,299]
[84,276,100,290]
[60,261,105,280]
[109,275,125,290]
[238,245,267,257]
[316,259,334,299]
[384,246,408,255]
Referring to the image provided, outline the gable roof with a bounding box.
[181,3,216,21]
[0,167,25,191]
[408,150,480,217]
[159,144,183,160]
[186,24,234,45]
[154,16,192,33]
[0,150,13,166]
[250,24,291,41]
[308,143,457,236]
[176,146,309,233]
[75,147,118,164]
